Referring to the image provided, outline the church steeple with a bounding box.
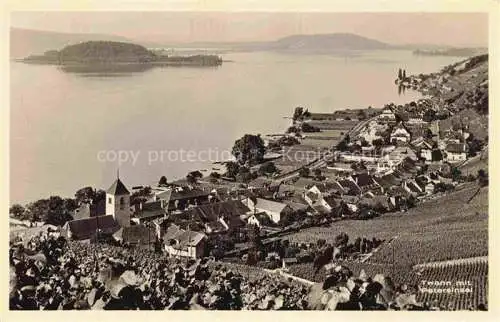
[106,172,131,228]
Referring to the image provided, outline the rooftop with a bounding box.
[107,178,130,195]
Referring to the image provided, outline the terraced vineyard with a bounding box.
[368,228,488,267]
[287,184,488,265]
[413,261,488,310]
[286,260,488,310]
[282,183,488,309]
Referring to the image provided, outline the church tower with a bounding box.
[106,171,131,228]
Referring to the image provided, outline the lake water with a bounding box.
[10,50,463,203]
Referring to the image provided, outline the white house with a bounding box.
[413,138,435,162]
[378,107,396,123]
[390,125,411,144]
[304,186,337,214]
[164,228,207,259]
[446,143,467,162]
[243,198,294,224]
[247,212,274,227]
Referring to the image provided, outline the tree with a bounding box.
[258,161,278,175]
[334,232,349,247]
[236,167,257,183]
[423,109,436,122]
[9,204,25,219]
[186,171,202,185]
[209,172,221,179]
[225,161,240,178]
[130,186,152,206]
[467,138,483,157]
[372,138,384,148]
[286,126,300,134]
[477,169,488,187]
[26,196,75,226]
[301,122,320,133]
[232,134,266,165]
[292,106,305,122]
[398,68,403,80]
[313,168,322,178]
[431,149,443,162]
[424,128,434,140]
[357,110,367,120]
[75,186,95,204]
[158,176,168,186]
[451,167,462,182]
[186,170,203,184]
[402,69,407,79]
[298,167,310,178]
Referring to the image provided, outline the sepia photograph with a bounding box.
[6,4,493,312]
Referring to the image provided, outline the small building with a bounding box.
[164,230,207,259]
[168,186,211,212]
[390,124,411,144]
[402,180,425,196]
[412,138,435,162]
[335,179,362,196]
[62,215,120,240]
[243,197,294,224]
[425,182,436,195]
[446,143,467,162]
[374,171,402,191]
[179,200,249,237]
[73,199,106,220]
[247,212,275,228]
[378,106,396,123]
[113,224,157,246]
[350,173,383,194]
[407,112,426,124]
[134,200,168,223]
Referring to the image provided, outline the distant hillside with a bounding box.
[11,29,394,57]
[10,28,135,58]
[164,33,391,52]
[413,47,487,57]
[266,33,391,52]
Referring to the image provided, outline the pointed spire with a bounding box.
[117,168,120,180]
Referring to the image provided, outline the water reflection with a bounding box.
[58,63,222,77]
[398,84,406,96]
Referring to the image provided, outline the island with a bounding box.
[17,40,223,72]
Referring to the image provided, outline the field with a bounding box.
[286,183,488,266]
[275,144,321,168]
[300,138,338,149]
[459,152,488,177]
[306,120,358,131]
[287,260,488,310]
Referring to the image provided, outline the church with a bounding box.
[61,175,132,240]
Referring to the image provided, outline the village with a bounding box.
[12,53,484,268]
[9,53,489,310]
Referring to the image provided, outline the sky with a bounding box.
[10,12,488,46]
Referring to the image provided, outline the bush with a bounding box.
[298,167,310,178]
[259,161,278,175]
[301,122,321,133]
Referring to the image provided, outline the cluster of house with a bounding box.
[364,102,470,163]
[61,174,314,259]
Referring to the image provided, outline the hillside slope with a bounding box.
[268,33,390,51]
